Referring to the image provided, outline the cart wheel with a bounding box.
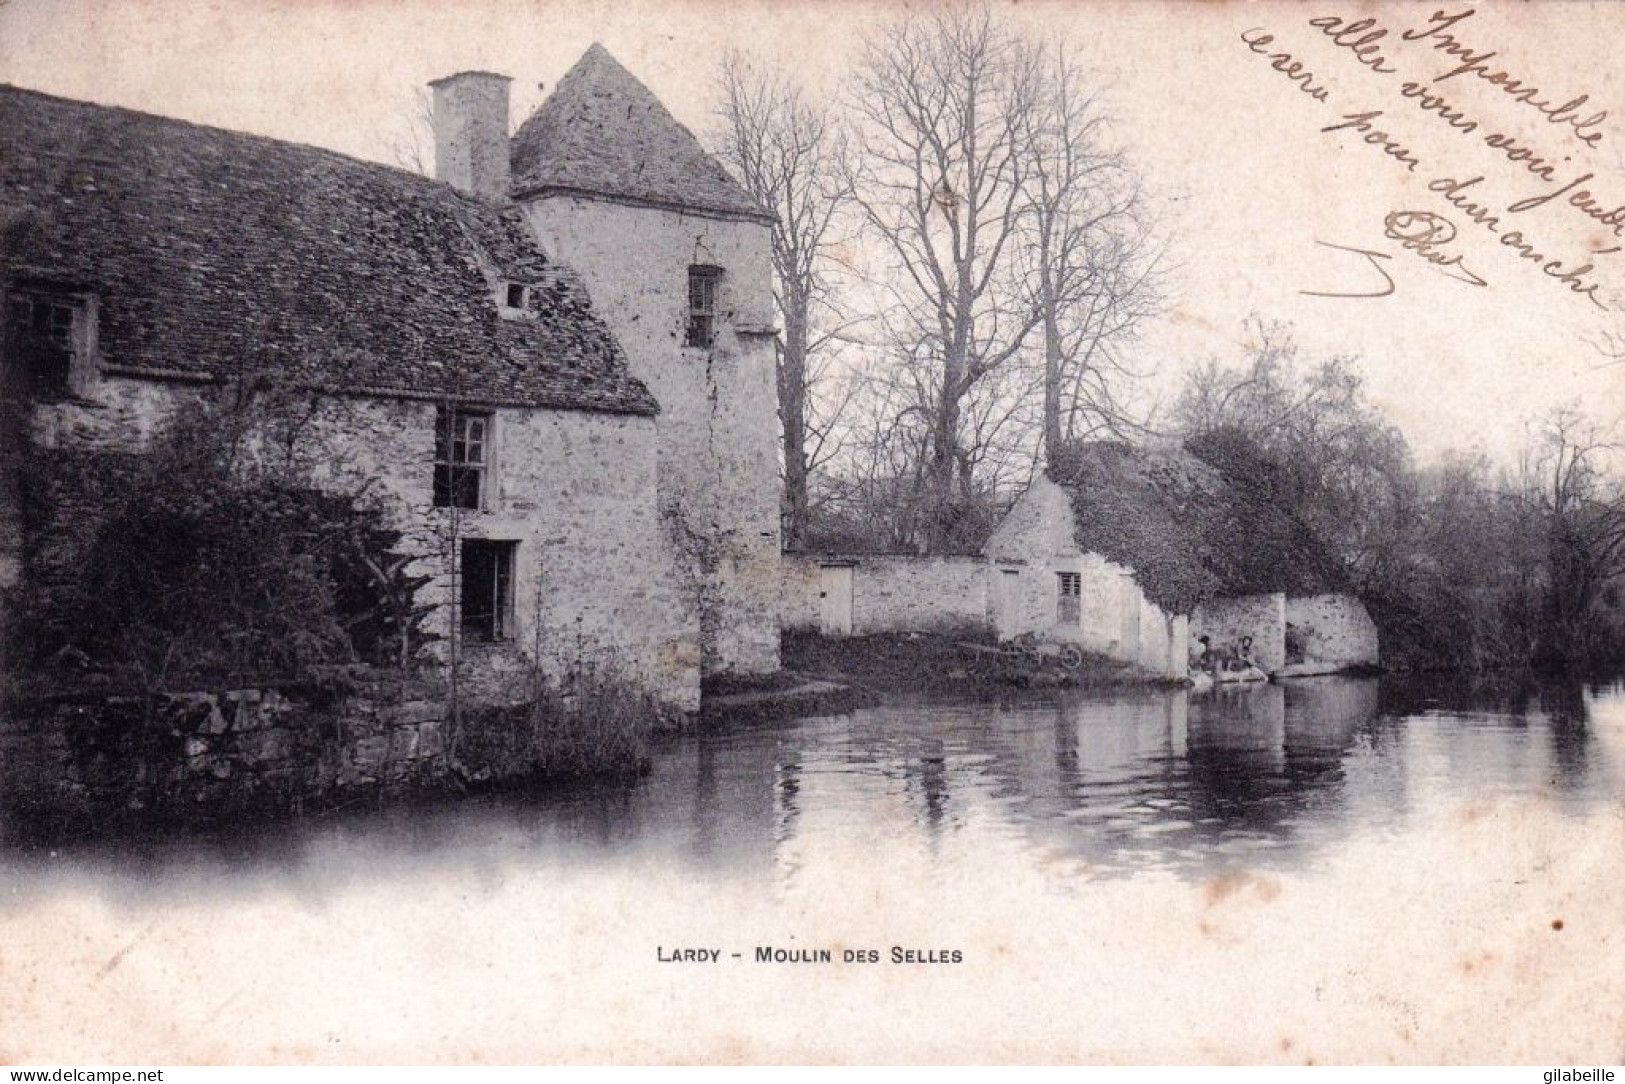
[1058,645,1083,670]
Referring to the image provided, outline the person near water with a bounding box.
[1195,634,1214,675]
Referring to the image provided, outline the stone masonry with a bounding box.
[1285,593,1380,670]
[25,379,700,711]
[781,554,990,636]
[1191,593,1287,674]
[521,197,781,677]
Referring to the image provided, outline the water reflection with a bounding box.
[3,674,1622,898]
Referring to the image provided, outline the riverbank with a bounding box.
[699,630,1169,725]
[6,673,1620,1063]
[785,628,1162,692]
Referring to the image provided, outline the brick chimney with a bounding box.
[428,71,512,200]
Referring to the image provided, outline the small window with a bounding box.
[1057,571,1082,625]
[434,406,490,510]
[685,265,723,348]
[3,287,91,399]
[504,282,527,310]
[460,539,516,643]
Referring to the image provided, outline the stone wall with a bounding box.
[26,374,206,453]
[781,554,990,635]
[0,682,451,824]
[1192,592,1287,674]
[521,196,781,676]
[23,376,701,712]
[985,474,1076,568]
[1285,593,1380,671]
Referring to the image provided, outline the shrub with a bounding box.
[13,387,433,694]
[455,663,663,782]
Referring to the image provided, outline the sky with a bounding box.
[2,0,1622,465]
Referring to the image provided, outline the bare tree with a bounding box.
[845,4,1046,551]
[385,86,435,176]
[1173,318,1413,587]
[714,52,855,550]
[1521,406,1625,660]
[1017,40,1163,458]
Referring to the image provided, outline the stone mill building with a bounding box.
[0,45,783,713]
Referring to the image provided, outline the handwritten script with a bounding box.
[1242,8,1620,310]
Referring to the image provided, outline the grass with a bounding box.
[454,665,667,783]
[780,628,1149,697]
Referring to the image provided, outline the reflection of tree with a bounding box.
[1538,682,1593,793]
[916,750,950,837]
[774,751,802,846]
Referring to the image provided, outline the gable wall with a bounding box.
[984,476,1186,678]
[521,195,781,676]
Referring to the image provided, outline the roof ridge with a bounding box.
[0,83,448,194]
[1,84,661,417]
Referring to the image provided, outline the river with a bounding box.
[2,674,1622,1063]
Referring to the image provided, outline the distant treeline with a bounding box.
[802,319,1625,673]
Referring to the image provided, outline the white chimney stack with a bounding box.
[428,71,512,200]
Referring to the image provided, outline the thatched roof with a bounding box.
[1047,436,1348,613]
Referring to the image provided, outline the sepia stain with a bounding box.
[1202,871,1281,906]
[1202,871,1247,905]
[96,918,159,980]
[1552,918,1565,931]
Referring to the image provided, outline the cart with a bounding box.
[957,634,1085,671]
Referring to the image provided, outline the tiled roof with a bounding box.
[510,44,771,221]
[1048,439,1348,613]
[0,85,658,415]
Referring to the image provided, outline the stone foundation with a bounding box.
[0,681,458,827]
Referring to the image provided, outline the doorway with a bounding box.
[819,564,854,636]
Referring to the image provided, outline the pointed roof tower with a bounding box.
[510,44,771,222]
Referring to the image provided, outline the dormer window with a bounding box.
[504,282,527,311]
[685,265,723,348]
[3,285,96,399]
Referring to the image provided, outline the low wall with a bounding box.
[0,681,452,826]
[1286,593,1380,670]
[782,554,990,636]
[1192,592,1286,674]
[0,669,663,830]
